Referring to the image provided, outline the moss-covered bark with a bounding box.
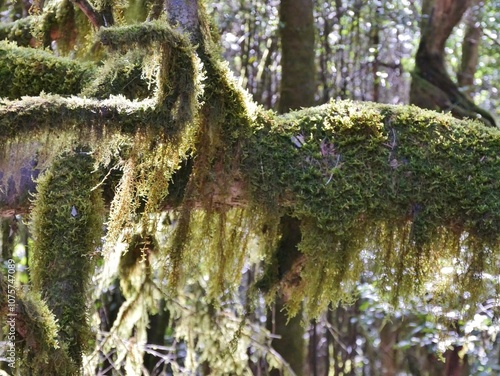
[1,96,499,317]
[0,272,69,374]
[0,18,37,47]
[0,95,156,141]
[30,152,103,374]
[0,0,96,54]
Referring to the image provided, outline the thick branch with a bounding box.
[2,99,499,244]
[98,21,189,50]
[0,95,156,141]
[242,101,500,244]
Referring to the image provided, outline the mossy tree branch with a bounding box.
[30,152,103,374]
[0,18,37,47]
[243,101,500,314]
[0,95,157,140]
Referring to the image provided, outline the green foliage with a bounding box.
[30,152,103,374]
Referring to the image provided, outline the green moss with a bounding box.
[119,233,158,297]
[30,152,103,373]
[1,13,499,322]
[97,22,202,133]
[123,0,151,23]
[0,272,73,374]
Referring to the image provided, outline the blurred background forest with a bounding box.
[210,0,499,120]
[1,0,500,375]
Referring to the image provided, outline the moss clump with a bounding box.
[80,51,151,100]
[30,152,103,374]
[0,94,157,141]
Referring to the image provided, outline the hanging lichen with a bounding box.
[30,151,103,374]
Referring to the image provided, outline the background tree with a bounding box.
[410,0,496,127]
[267,0,315,374]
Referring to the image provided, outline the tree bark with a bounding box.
[268,216,305,375]
[410,0,496,127]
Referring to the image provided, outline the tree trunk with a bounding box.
[268,1,316,374]
[443,346,469,376]
[144,300,171,375]
[410,0,496,127]
[269,216,305,375]
[269,295,305,376]
[457,0,483,97]
[278,0,316,113]
[379,322,397,376]
[29,152,103,375]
